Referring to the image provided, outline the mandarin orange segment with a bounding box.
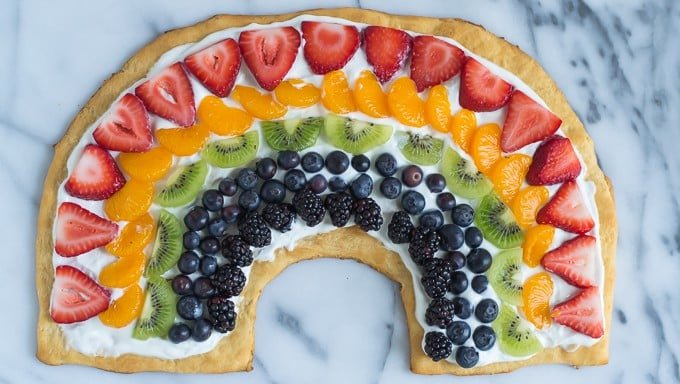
[104,179,154,221]
[274,79,321,108]
[470,123,502,174]
[449,108,477,152]
[523,224,555,267]
[99,251,145,288]
[231,85,287,120]
[489,154,532,205]
[321,70,356,114]
[99,284,144,328]
[197,95,253,136]
[156,123,210,156]
[522,272,554,329]
[105,213,156,257]
[425,85,451,132]
[118,147,173,182]
[387,77,426,127]
[353,70,389,118]
[511,186,550,229]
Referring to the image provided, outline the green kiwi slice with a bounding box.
[475,193,524,249]
[261,117,322,151]
[202,130,259,168]
[492,304,543,357]
[323,114,392,154]
[156,159,208,207]
[396,132,444,165]
[132,276,176,340]
[440,147,492,198]
[145,210,182,276]
[486,248,523,305]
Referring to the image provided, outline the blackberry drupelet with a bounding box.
[421,258,454,299]
[425,298,456,329]
[424,331,452,361]
[408,226,441,266]
[221,235,253,267]
[387,211,414,244]
[211,264,246,297]
[324,192,354,227]
[238,212,271,247]
[292,187,326,226]
[207,295,237,333]
[262,203,296,232]
[353,198,383,231]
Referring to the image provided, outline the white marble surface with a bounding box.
[0,0,678,383]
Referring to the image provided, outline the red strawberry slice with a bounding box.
[409,35,465,92]
[363,26,413,83]
[92,93,152,152]
[459,58,513,112]
[50,265,111,324]
[55,202,119,257]
[526,135,581,185]
[542,235,598,287]
[301,21,360,74]
[65,144,125,200]
[184,38,241,97]
[135,62,195,126]
[537,180,595,234]
[239,26,301,91]
[551,286,604,338]
[501,90,562,152]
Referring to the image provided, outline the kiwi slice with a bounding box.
[132,276,176,340]
[396,132,444,165]
[156,159,208,207]
[202,130,259,168]
[475,193,524,249]
[323,114,392,154]
[492,304,543,357]
[441,147,492,198]
[486,248,523,305]
[145,210,182,276]
[261,117,322,151]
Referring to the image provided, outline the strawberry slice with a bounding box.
[501,90,562,152]
[363,26,413,83]
[551,286,604,338]
[92,93,152,152]
[526,135,581,185]
[50,265,111,324]
[65,144,125,200]
[459,58,513,112]
[409,35,465,92]
[301,21,360,74]
[542,235,597,287]
[239,26,301,91]
[537,180,595,234]
[184,38,241,97]
[135,62,195,126]
[55,202,119,257]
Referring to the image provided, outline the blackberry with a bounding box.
[408,226,441,266]
[388,211,414,244]
[262,203,296,232]
[425,298,456,329]
[324,193,354,227]
[421,258,454,299]
[211,265,246,297]
[207,295,237,333]
[221,235,253,267]
[353,198,383,231]
[292,187,326,226]
[424,331,452,361]
[238,212,271,247]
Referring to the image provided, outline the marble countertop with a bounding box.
[1,0,678,383]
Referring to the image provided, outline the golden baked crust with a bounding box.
[35,8,617,375]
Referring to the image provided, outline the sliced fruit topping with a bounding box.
[197,95,252,136]
[488,154,532,205]
[542,235,598,287]
[321,70,356,114]
[522,272,554,329]
[410,35,465,92]
[104,179,154,222]
[526,135,581,185]
[492,304,543,357]
[99,251,145,288]
[501,91,562,152]
[65,144,125,200]
[396,132,443,165]
[99,284,143,328]
[470,123,502,174]
[55,202,118,257]
[145,210,183,276]
[262,117,322,151]
[354,70,389,118]
[324,115,392,154]
[231,85,287,120]
[301,21,360,74]
[459,58,513,112]
[202,131,259,168]
[511,186,550,229]
[105,213,156,257]
[93,93,152,152]
[523,224,555,267]
[239,26,301,91]
[440,147,492,199]
[184,38,240,97]
[274,79,321,108]
[118,146,173,182]
[363,26,412,83]
[135,62,195,126]
[551,286,603,338]
[475,193,524,249]
[156,159,208,207]
[449,108,477,153]
[486,248,523,305]
[50,265,110,324]
[537,180,595,234]
[156,123,210,156]
[387,77,426,127]
[132,276,176,340]
[425,85,451,132]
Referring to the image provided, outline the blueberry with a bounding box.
[475,299,498,323]
[375,153,397,176]
[308,174,328,194]
[168,323,192,344]
[401,190,425,214]
[325,150,349,174]
[351,154,370,172]
[425,173,446,193]
[464,227,483,248]
[471,275,488,293]
[221,204,242,224]
[350,174,373,199]
[199,236,220,255]
[178,251,200,274]
[301,152,324,173]
[449,271,468,294]
[171,275,193,295]
[236,168,258,190]
[467,248,492,273]
[193,276,216,299]
[207,218,228,237]
[472,325,496,351]
[446,321,471,345]
[177,295,203,320]
[436,192,456,211]
[455,346,479,368]
[380,177,402,199]
[202,189,224,211]
[277,150,300,170]
[452,297,472,319]
[419,210,444,229]
[200,256,218,276]
[218,177,238,196]
[452,204,474,227]
[192,318,212,342]
[447,251,466,270]
[260,179,286,203]
[238,190,261,211]
[183,231,200,250]
[401,165,423,187]
[184,206,209,231]
[329,176,348,192]
[284,169,307,192]
[256,158,277,180]
[438,224,464,251]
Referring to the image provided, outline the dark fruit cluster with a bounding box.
[221,235,253,267]
[207,295,237,333]
[408,226,441,266]
[293,187,326,226]
[424,331,453,361]
[262,203,296,232]
[325,192,354,227]
[211,264,247,298]
[238,212,271,247]
[353,198,383,231]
